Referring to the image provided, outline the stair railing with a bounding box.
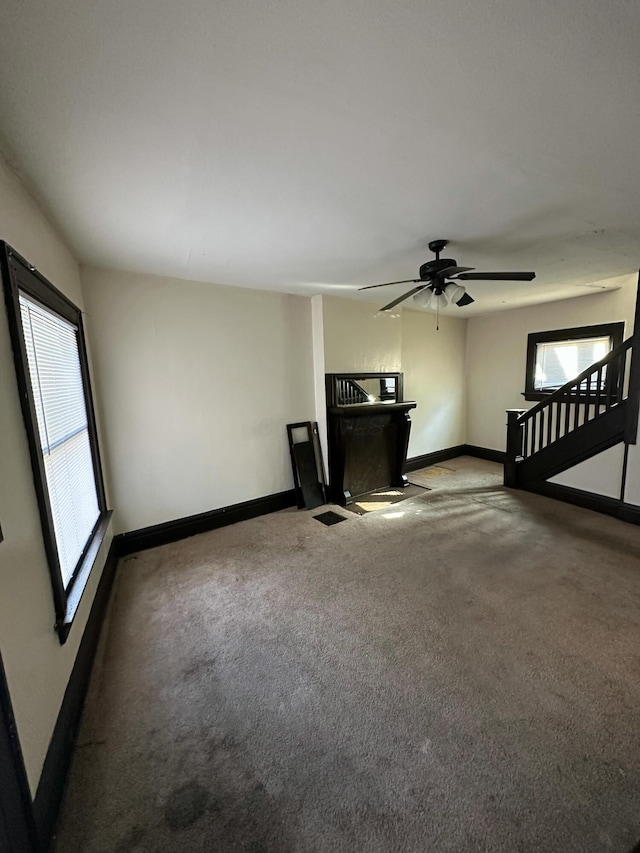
[505,337,635,485]
[336,378,371,405]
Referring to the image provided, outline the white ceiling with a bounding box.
[1,0,639,315]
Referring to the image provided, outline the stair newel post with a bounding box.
[505,409,527,488]
[624,272,640,443]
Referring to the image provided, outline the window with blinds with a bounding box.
[19,294,100,588]
[2,243,107,639]
[533,335,611,392]
[524,322,624,401]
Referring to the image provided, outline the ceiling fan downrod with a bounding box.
[428,239,449,261]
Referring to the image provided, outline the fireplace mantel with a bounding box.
[325,373,416,506]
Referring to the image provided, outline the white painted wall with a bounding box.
[401,309,466,457]
[0,151,113,793]
[322,296,402,374]
[624,444,640,505]
[548,447,625,499]
[322,296,467,459]
[465,275,638,498]
[80,267,315,533]
[311,295,328,480]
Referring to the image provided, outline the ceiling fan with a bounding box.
[359,239,536,313]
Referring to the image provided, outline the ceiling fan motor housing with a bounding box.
[358,237,534,312]
[419,259,457,279]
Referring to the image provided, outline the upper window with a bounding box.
[524,323,624,401]
[1,243,109,641]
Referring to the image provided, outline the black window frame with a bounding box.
[524,322,625,402]
[1,242,111,643]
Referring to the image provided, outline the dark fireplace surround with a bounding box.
[325,372,416,505]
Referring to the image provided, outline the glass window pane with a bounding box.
[19,294,100,587]
[534,336,610,391]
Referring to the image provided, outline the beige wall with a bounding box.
[80,267,315,533]
[323,296,467,458]
[0,151,113,793]
[465,275,638,497]
[311,294,329,477]
[624,444,640,505]
[401,309,466,457]
[322,296,402,373]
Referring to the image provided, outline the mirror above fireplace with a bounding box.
[325,372,404,408]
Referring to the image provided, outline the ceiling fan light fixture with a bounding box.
[444,282,466,304]
[428,291,448,311]
[362,238,535,312]
[412,288,432,308]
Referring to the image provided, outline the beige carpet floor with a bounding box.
[342,483,429,516]
[55,458,640,852]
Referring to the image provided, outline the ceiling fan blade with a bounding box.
[358,279,421,291]
[456,292,475,307]
[438,266,475,278]
[455,271,536,281]
[380,285,428,312]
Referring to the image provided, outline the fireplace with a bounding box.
[325,373,416,506]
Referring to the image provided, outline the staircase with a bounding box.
[505,336,640,488]
[336,378,370,405]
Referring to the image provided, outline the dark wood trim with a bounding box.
[406,444,507,469]
[1,244,66,619]
[116,490,297,556]
[0,652,38,853]
[0,242,110,629]
[76,312,107,515]
[405,445,466,472]
[504,410,527,487]
[32,538,120,852]
[524,321,625,401]
[624,272,640,444]
[326,402,416,505]
[2,245,81,326]
[327,401,416,416]
[57,512,113,644]
[620,443,630,503]
[463,444,507,464]
[515,403,627,484]
[523,480,640,525]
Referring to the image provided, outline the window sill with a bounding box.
[522,390,569,401]
[522,390,612,402]
[56,510,113,645]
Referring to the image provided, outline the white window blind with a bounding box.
[534,336,610,392]
[19,294,99,588]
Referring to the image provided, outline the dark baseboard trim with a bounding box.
[407,443,640,525]
[405,445,466,472]
[405,444,506,471]
[32,536,120,851]
[116,489,297,556]
[462,444,507,464]
[28,487,298,850]
[524,480,640,525]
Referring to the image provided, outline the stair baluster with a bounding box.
[506,337,636,487]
